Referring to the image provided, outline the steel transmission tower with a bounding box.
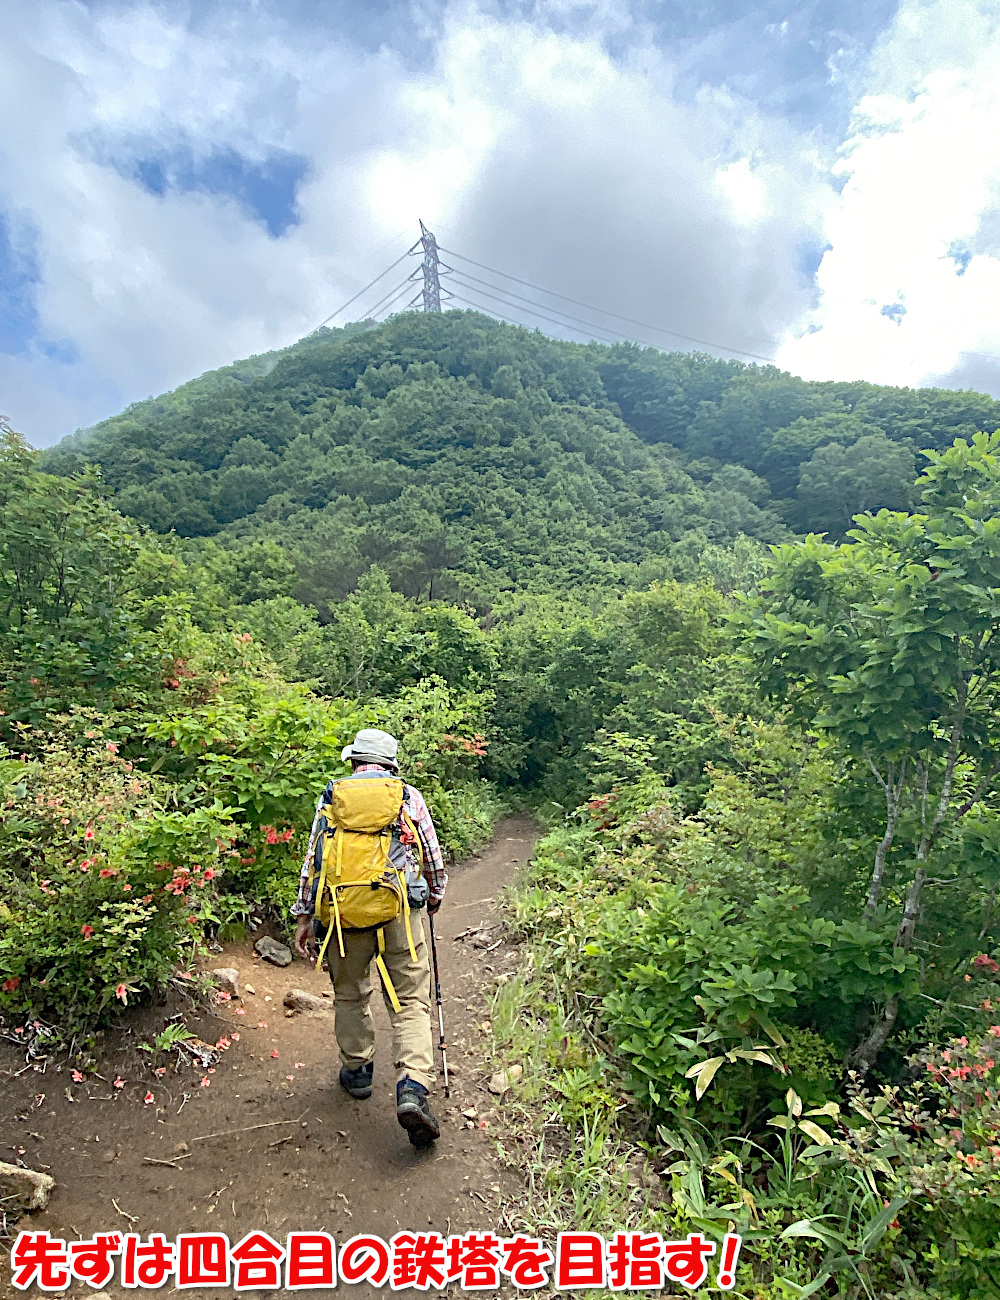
[418,220,444,312]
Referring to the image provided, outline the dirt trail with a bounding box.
[0,816,540,1298]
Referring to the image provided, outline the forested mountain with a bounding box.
[10,316,1000,1295]
[43,310,1000,604]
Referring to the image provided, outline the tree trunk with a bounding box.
[863,760,902,919]
[848,994,899,1075]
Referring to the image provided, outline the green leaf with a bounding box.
[796,1119,833,1146]
[780,1219,849,1249]
[775,1273,833,1298]
[685,1056,725,1100]
[860,1195,909,1253]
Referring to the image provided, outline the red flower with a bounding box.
[271,1049,279,1059]
[2,977,20,993]
[80,924,94,939]
[115,983,128,1003]
[144,1091,154,1105]
[83,825,95,842]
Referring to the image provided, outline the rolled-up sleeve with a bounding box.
[290,793,325,917]
[404,785,448,901]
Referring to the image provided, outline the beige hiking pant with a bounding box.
[325,912,435,1090]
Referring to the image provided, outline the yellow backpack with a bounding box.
[308,773,422,1010]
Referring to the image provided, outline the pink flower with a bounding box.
[71,1069,84,1083]
[106,741,119,754]
[231,1033,240,1042]
[115,983,127,1003]
[200,1077,210,1088]
[294,1062,305,1069]
[83,825,95,842]
[122,884,131,892]
[285,1074,294,1081]
[271,1050,279,1059]
[144,1092,154,1105]
[234,1007,245,1016]
[113,1076,125,1089]
[215,1037,231,1050]
[153,1067,166,1078]
[257,1021,268,1029]
[80,924,94,939]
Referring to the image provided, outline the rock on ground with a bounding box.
[0,1161,55,1209]
[211,967,240,996]
[283,988,332,1015]
[255,936,293,967]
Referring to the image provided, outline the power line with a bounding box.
[372,281,422,319]
[440,245,778,364]
[355,275,419,321]
[447,278,630,347]
[310,248,416,333]
[448,291,611,346]
[448,272,654,348]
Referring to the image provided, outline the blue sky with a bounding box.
[3,0,1000,444]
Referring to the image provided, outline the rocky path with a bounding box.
[0,816,540,1297]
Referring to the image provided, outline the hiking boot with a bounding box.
[339,1061,374,1099]
[396,1076,440,1148]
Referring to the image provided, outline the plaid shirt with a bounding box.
[291,763,447,917]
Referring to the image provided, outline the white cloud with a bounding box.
[0,0,834,445]
[777,0,1000,391]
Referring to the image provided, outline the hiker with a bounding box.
[292,728,447,1148]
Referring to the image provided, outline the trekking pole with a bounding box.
[428,913,450,1098]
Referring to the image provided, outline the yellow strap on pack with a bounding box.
[398,871,418,963]
[312,828,333,969]
[375,928,402,1013]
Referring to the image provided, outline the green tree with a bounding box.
[0,426,170,723]
[793,431,916,538]
[743,432,1000,1070]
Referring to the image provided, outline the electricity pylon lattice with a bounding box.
[417,220,447,312]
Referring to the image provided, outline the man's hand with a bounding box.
[294,915,316,961]
[427,896,442,916]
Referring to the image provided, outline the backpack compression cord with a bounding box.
[310,775,421,1011]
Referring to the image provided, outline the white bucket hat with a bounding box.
[340,728,400,771]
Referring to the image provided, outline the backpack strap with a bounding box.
[374,927,402,1013]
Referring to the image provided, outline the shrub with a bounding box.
[0,803,234,1027]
